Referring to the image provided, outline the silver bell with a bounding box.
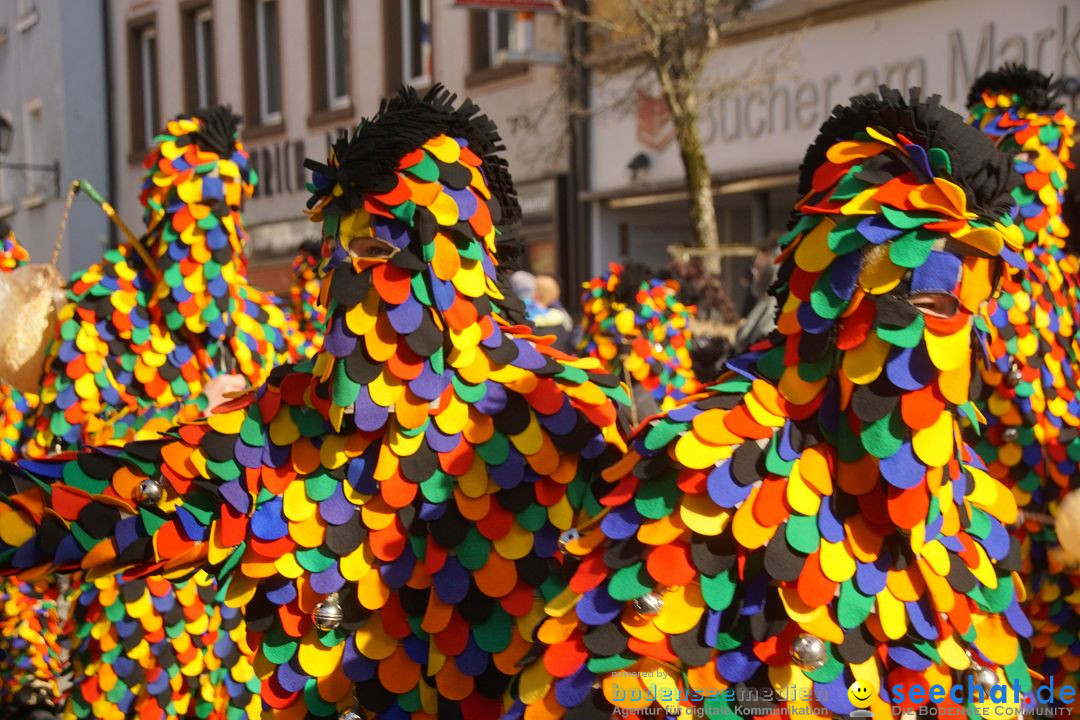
[134,477,165,506]
[1002,426,1020,443]
[558,529,580,552]
[790,633,827,670]
[972,665,998,693]
[633,592,664,615]
[312,593,343,630]
[339,713,362,720]
[1004,363,1023,388]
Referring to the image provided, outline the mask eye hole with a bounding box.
[908,292,960,319]
[347,236,398,261]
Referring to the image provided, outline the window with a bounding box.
[309,0,350,117]
[0,113,11,210]
[325,0,349,107]
[22,99,45,202]
[140,28,159,145]
[470,10,534,75]
[401,0,431,86]
[127,20,159,153]
[188,7,216,108]
[246,0,282,125]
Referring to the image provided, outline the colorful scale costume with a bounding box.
[0,231,62,717]
[579,262,700,415]
[966,65,1080,706]
[0,228,36,462]
[57,109,306,720]
[0,87,630,720]
[506,89,1034,719]
[291,239,329,350]
[21,108,304,456]
[0,108,311,720]
[0,577,65,712]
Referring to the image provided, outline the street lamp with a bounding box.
[0,115,60,198]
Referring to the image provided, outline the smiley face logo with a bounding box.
[847,679,876,709]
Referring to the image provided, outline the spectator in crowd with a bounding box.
[509,269,539,317]
[733,234,780,351]
[531,274,574,353]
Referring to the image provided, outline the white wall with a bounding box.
[0,0,110,274]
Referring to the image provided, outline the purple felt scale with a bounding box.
[555,666,595,708]
[888,645,932,670]
[878,442,925,489]
[317,484,355,525]
[277,661,311,693]
[310,564,347,595]
[884,344,935,391]
[599,503,643,540]
[905,598,939,640]
[706,459,753,507]
[353,387,390,432]
[853,555,888,596]
[408,363,449,401]
[387,295,423,334]
[233,439,264,469]
[828,250,862,300]
[445,187,478,218]
[714,647,760,683]
[219,479,252,514]
[341,642,377,682]
[857,215,903,244]
[910,252,962,293]
[251,496,289,541]
[433,556,470,604]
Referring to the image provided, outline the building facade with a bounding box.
[95,0,1080,301]
[0,0,111,274]
[587,0,1080,294]
[107,0,571,293]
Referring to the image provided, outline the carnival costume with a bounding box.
[291,239,329,351]
[0,108,312,720]
[579,262,700,420]
[0,86,629,720]
[0,232,62,718]
[966,64,1080,708]
[506,88,1033,719]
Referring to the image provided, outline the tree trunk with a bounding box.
[668,89,721,275]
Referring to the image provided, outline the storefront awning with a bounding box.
[581,165,799,209]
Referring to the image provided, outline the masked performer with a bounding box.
[291,239,329,351]
[0,86,629,720]
[0,108,312,720]
[966,64,1079,709]
[579,262,700,423]
[0,225,34,462]
[19,107,305,456]
[505,88,1034,719]
[0,229,62,720]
